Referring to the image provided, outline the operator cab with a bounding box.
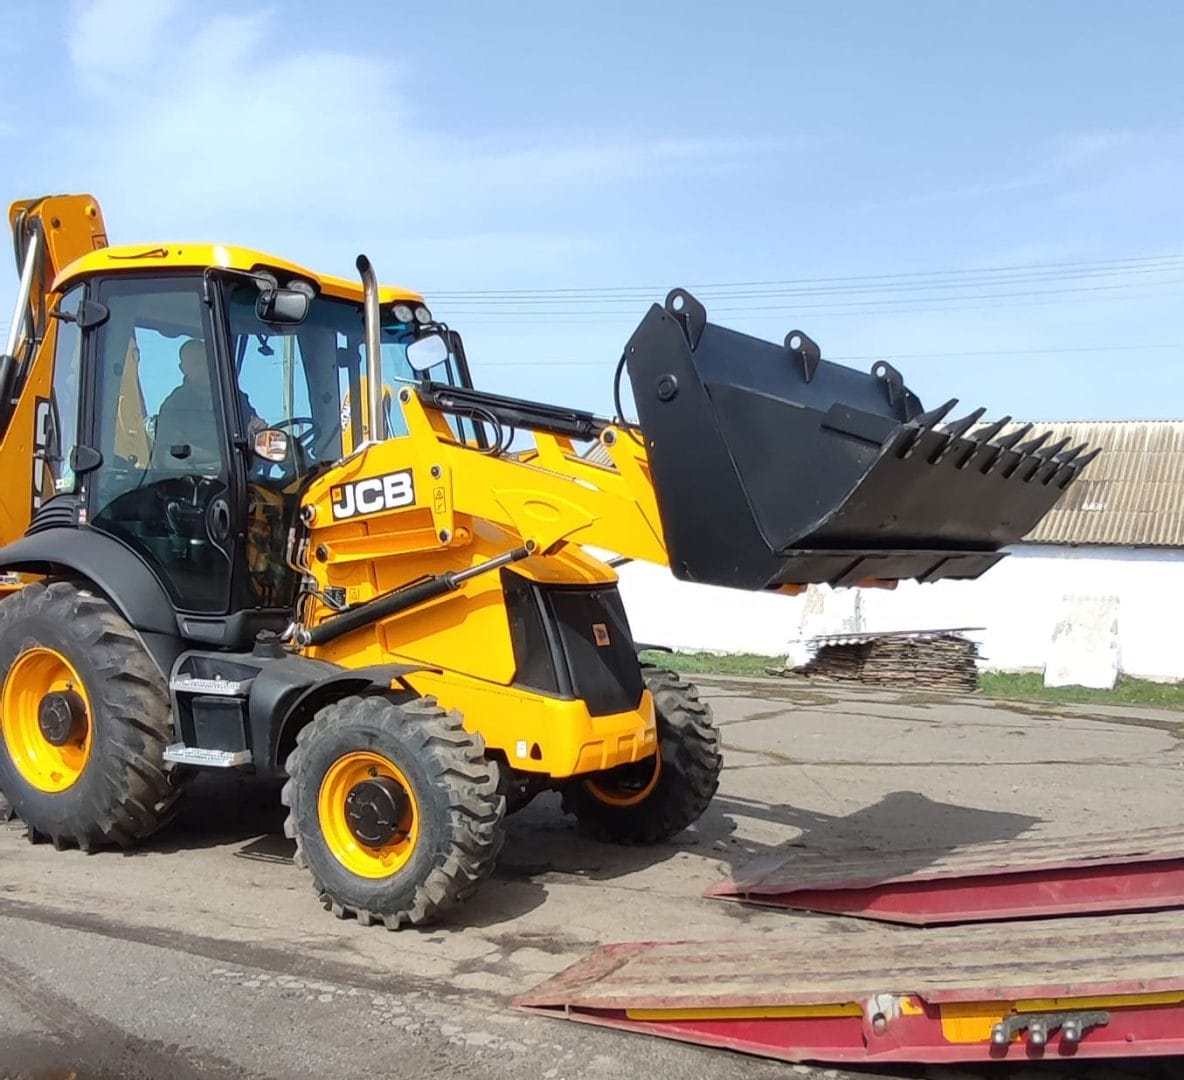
[35,257,473,644]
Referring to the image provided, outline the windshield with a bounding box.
[224,283,467,461]
[377,320,465,440]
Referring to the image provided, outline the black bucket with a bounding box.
[622,289,1099,590]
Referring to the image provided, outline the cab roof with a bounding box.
[53,242,424,305]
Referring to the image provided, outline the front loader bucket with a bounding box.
[623,289,1098,590]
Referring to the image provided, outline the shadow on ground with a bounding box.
[437,785,1044,935]
[57,764,1046,931]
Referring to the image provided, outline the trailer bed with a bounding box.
[704,824,1184,924]
[516,910,1184,1065]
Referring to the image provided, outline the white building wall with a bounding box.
[614,545,1184,682]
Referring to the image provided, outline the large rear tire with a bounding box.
[0,582,180,850]
[561,668,722,843]
[282,694,505,929]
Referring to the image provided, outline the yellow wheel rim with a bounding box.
[0,647,93,793]
[585,752,662,808]
[317,750,419,879]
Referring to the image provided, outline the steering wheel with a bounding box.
[156,474,219,538]
[271,416,320,456]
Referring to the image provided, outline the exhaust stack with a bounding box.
[356,253,384,448]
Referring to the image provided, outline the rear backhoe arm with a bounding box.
[0,196,108,411]
[0,196,109,546]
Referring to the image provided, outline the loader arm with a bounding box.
[302,384,674,573]
[301,286,1098,628]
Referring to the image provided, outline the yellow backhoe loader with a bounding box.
[0,194,1096,927]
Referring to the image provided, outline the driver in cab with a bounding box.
[153,338,265,468]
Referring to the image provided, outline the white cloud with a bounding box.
[68,0,185,94]
[43,1,776,283]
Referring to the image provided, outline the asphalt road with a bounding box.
[1,676,1181,1080]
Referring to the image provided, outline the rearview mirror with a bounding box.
[253,428,291,463]
[406,333,449,373]
[256,286,311,325]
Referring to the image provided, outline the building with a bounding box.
[595,421,1184,683]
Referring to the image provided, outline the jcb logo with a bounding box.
[330,470,415,520]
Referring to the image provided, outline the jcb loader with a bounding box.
[0,195,1095,927]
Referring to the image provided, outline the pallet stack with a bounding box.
[782,629,983,692]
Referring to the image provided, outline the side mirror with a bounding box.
[253,428,291,464]
[406,333,449,373]
[256,286,311,325]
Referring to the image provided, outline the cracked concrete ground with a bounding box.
[0,676,1181,1079]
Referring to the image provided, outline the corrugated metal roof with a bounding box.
[1018,421,1184,547]
[583,420,1184,548]
[584,441,612,467]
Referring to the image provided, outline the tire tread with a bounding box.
[281,694,504,929]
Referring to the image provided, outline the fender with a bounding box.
[249,656,430,777]
[0,526,183,674]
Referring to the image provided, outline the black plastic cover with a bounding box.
[623,290,1099,590]
[503,571,644,717]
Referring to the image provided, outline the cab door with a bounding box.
[85,275,235,615]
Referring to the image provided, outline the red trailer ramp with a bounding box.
[515,911,1184,1066]
[705,825,1184,925]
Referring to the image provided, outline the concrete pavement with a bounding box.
[1,676,1181,1079]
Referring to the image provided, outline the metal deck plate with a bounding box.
[704,825,1184,924]
[516,910,1184,1065]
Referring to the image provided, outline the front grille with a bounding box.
[502,570,644,717]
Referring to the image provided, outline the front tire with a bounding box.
[282,694,505,929]
[562,668,722,843]
[0,581,180,850]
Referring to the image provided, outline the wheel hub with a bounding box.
[345,777,410,847]
[37,689,87,747]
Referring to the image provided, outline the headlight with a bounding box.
[393,303,414,323]
[414,305,432,324]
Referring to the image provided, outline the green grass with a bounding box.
[978,671,1184,712]
[639,650,781,677]
[640,650,1184,712]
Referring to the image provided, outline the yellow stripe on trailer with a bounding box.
[626,1002,862,1022]
[940,991,1184,1043]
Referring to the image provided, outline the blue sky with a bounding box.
[1,0,1181,421]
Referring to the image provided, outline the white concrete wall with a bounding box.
[613,545,1184,683]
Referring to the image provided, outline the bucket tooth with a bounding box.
[1015,436,1074,485]
[954,415,1011,469]
[1054,446,1102,487]
[1036,436,1072,461]
[931,407,987,461]
[897,399,958,458]
[975,416,1012,444]
[1015,431,1053,457]
[941,407,988,442]
[979,423,1032,475]
[916,398,959,428]
[994,423,1033,451]
[1008,433,1058,482]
